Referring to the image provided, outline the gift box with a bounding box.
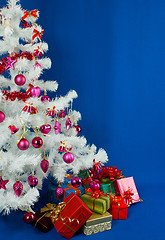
[81,191,110,214]
[78,169,92,189]
[116,177,140,205]
[109,196,128,220]
[100,181,116,195]
[50,192,93,239]
[82,212,112,236]
[32,203,55,233]
[63,184,85,200]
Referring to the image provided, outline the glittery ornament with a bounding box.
[41,95,51,102]
[17,139,29,150]
[28,175,38,187]
[14,74,26,86]
[32,137,43,148]
[54,121,61,135]
[89,181,100,191]
[71,177,82,188]
[74,125,81,134]
[40,124,51,135]
[4,56,17,70]
[63,152,74,164]
[55,187,64,200]
[24,212,35,223]
[0,111,5,123]
[40,159,49,173]
[0,176,9,190]
[30,87,41,97]
[13,180,23,196]
[66,117,71,130]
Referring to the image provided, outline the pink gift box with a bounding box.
[116,177,140,206]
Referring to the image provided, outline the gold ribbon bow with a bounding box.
[49,202,66,222]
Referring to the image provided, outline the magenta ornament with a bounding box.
[74,125,81,134]
[28,175,38,187]
[71,177,82,188]
[24,212,35,224]
[58,146,66,152]
[17,139,29,150]
[41,95,51,102]
[14,74,26,86]
[13,180,23,197]
[8,125,19,134]
[63,152,74,164]
[54,121,61,135]
[55,187,64,200]
[40,124,51,135]
[60,109,66,118]
[32,137,43,148]
[66,117,71,130]
[0,111,5,123]
[34,62,42,69]
[89,181,100,192]
[30,87,41,97]
[5,56,17,70]
[40,159,49,173]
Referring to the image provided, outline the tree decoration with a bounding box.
[71,177,82,188]
[34,62,42,69]
[41,95,51,102]
[4,56,17,70]
[30,86,41,97]
[24,211,35,223]
[21,20,32,28]
[63,152,74,164]
[40,124,51,135]
[32,29,44,41]
[60,109,65,118]
[28,174,38,187]
[16,124,29,150]
[22,103,38,114]
[0,111,5,123]
[66,117,72,130]
[89,181,100,192]
[14,74,26,86]
[54,120,61,135]
[40,159,49,173]
[22,9,38,20]
[34,46,43,57]
[8,125,19,134]
[32,136,43,148]
[55,185,64,200]
[13,180,23,196]
[2,90,30,101]
[0,175,9,190]
[46,106,59,117]
[72,116,81,134]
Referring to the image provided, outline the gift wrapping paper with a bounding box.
[100,181,116,195]
[63,184,85,200]
[109,196,128,220]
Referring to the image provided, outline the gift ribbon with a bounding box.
[22,9,38,20]
[99,166,124,181]
[85,189,108,212]
[120,179,140,205]
[111,196,123,219]
[82,177,92,186]
[32,29,44,41]
[63,184,80,200]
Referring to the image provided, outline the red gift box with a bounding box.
[109,196,128,220]
[50,192,92,239]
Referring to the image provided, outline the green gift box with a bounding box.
[81,193,110,214]
[99,178,111,184]
[78,169,90,180]
[100,182,116,195]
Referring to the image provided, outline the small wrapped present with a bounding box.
[50,192,92,239]
[100,181,116,195]
[78,169,93,188]
[63,184,85,200]
[81,190,110,214]
[116,177,141,206]
[83,212,112,236]
[109,196,128,219]
[32,203,55,233]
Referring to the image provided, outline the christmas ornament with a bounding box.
[40,124,51,135]
[63,152,74,164]
[71,177,82,188]
[41,95,51,102]
[46,106,59,117]
[34,62,42,69]
[32,137,43,148]
[2,90,30,101]
[30,86,41,97]
[0,111,5,123]
[0,175,9,190]
[60,109,65,118]
[54,121,61,135]
[24,212,35,223]
[21,20,32,28]
[32,29,44,41]
[17,138,29,150]
[8,125,19,134]
[4,56,17,70]
[66,117,71,130]
[74,125,81,134]
[55,186,64,200]
[89,181,100,192]
[13,180,23,197]
[40,159,49,173]
[28,175,38,187]
[90,159,102,180]
[14,74,26,86]
[22,9,38,20]
[34,46,43,57]
[22,104,38,114]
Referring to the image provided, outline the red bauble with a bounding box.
[89,181,100,191]
[24,212,35,223]
[55,187,64,200]
[0,111,5,123]
[14,74,26,86]
[60,109,66,118]
[40,159,49,173]
[71,177,82,188]
[28,175,38,187]
[30,87,41,97]
[41,95,51,102]
[63,152,74,164]
[32,137,43,148]
[74,125,81,134]
[17,139,29,150]
[40,124,51,135]
[13,180,23,196]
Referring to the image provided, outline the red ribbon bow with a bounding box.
[46,106,59,116]
[99,166,123,181]
[22,9,38,20]
[85,188,106,199]
[32,29,44,41]
[123,187,134,205]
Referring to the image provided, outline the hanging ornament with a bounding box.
[28,175,38,187]
[4,56,17,70]
[17,138,29,150]
[46,106,59,117]
[34,62,42,69]
[89,181,100,192]
[66,117,71,130]
[60,109,66,118]
[14,74,26,86]
[32,137,43,148]
[40,124,51,135]
[22,104,38,114]
[0,111,5,123]
[30,86,41,97]
[32,29,44,41]
[57,141,66,152]
[13,180,23,197]
[24,212,35,224]
[71,177,82,188]
[21,19,32,28]
[8,125,19,134]
[55,186,64,200]
[63,152,74,164]
[54,121,61,135]
[34,46,43,57]
[40,159,49,173]
[0,175,9,190]
[22,9,38,20]
[41,95,51,102]
[74,125,81,135]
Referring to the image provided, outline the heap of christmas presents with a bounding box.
[27,161,142,238]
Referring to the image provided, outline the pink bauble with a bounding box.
[40,159,49,173]
[13,181,23,196]
[60,109,66,118]
[89,181,100,191]
[71,177,82,188]
[66,117,72,130]
[30,87,41,97]
[32,137,43,148]
[14,74,26,86]
[17,139,29,150]
[74,125,81,134]
[0,111,5,123]
[55,187,64,200]
[34,62,42,69]
[28,175,38,187]
[63,152,74,164]
[40,124,51,135]
[24,212,35,223]
[41,95,51,102]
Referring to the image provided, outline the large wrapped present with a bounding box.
[78,169,92,189]
[82,211,112,236]
[116,177,141,206]
[32,203,55,233]
[81,190,110,214]
[50,192,92,239]
[63,184,85,200]
[109,196,128,220]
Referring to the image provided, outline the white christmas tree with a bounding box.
[0,0,108,214]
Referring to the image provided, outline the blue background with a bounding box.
[0,0,164,239]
